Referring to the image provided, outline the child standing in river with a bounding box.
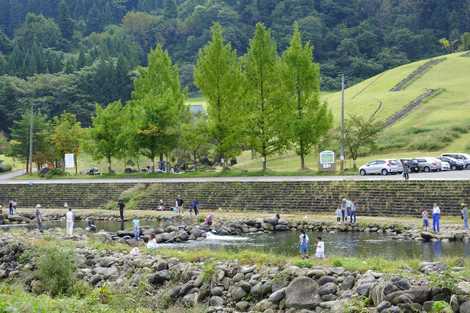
[335,207,342,223]
[315,237,325,259]
[299,230,309,259]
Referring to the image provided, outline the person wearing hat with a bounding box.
[65,203,74,236]
[461,203,468,231]
[35,204,43,233]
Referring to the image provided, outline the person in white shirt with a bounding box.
[146,234,158,249]
[315,237,325,259]
[65,205,74,236]
[432,203,441,233]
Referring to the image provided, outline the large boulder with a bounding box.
[285,277,320,309]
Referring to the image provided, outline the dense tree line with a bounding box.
[1,0,470,138]
[9,24,331,172]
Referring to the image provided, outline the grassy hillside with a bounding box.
[324,51,470,152]
[237,52,470,171]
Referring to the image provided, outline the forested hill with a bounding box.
[1,0,470,134]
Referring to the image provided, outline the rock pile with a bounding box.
[1,234,469,313]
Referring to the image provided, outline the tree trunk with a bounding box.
[74,154,78,175]
[300,139,306,170]
[300,153,305,171]
[107,156,112,173]
[152,157,156,173]
[262,154,267,171]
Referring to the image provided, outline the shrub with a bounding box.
[431,301,452,313]
[429,270,460,293]
[40,168,68,179]
[344,296,370,313]
[35,246,76,297]
[0,160,12,173]
[293,260,313,268]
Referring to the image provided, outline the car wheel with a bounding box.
[466,164,470,169]
[424,166,430,172]
[451,165,457,170]
[360,169,366,176]
[381,169,388,176]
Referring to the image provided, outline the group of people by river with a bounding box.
[421,202,469,233]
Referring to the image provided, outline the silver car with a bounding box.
[359,159,403,176]
[414,157,441,172]
[441,153,470,169]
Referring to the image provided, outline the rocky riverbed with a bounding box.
[0,231,469,313]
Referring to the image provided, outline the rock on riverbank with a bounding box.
[0,233,469,313]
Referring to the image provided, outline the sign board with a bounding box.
[319,150,336,171]
[64,153,75,169]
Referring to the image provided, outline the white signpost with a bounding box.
[64,153,75,169]
[319,150,336,171]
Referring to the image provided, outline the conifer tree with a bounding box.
[242,23,284,171]
[280,23,332,170]
[194,23,243,164]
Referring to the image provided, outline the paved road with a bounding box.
[1,169,470,184]
[0,170,25,181]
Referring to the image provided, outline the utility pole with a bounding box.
[340,74,345,172]
[28,104,34,174]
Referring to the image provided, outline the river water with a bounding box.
[160,231,470,261]
[4,221,469,260]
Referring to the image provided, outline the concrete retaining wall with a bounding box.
[0,180,468,216]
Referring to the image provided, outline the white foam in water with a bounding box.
[206,232,249,241]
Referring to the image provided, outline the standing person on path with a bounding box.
[118,199,125,231]
[315,237,325,259]
[65,204,74,236]
[299,230,309,259]
[340,199,347,223]
[422,208,429,232]
[191,199,200,216]
[346,199,352,223]
[12,200,17,215]
[350,200,357,224]
[461,203,469,231]
[175,195,184,215]
[8,200,13,216]
[35,204,43,233]
[432,203,441,233]
[402,161,409,181]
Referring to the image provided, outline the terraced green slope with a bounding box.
[323,51,470,153]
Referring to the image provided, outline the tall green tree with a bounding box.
[280,24,332,170]
[84,101,125,173]
[50,112,83,174]
[194,23,243,164]
[131,44,186,170]
[242,23,284,171]
[9,110,52,173]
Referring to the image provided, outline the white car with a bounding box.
[440,161,451,171]
[359,159,404,176]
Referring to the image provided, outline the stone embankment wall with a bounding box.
[0,180,469,216]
